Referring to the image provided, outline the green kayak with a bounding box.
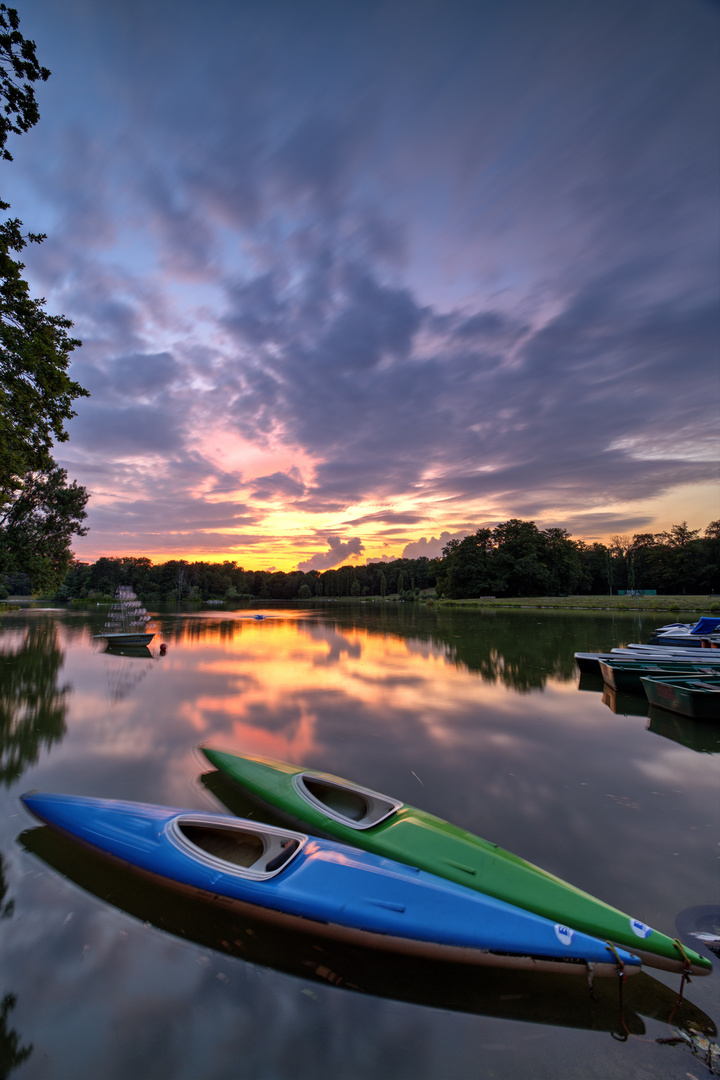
[201,747,712,977]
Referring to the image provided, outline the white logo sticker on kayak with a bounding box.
[630,918,652,939]
[554,924,574,947]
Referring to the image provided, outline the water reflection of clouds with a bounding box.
[185,624,527,762]
[635,746,718,790]
[297,621,364,664]
[4,610,719,1079]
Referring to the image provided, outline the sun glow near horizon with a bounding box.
[69,477,717,572]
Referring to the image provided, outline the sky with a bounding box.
[5,0,719,571]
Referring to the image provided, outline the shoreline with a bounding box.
[417,595,716,614]
[2,593,716,616]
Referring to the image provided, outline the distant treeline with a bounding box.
[434,519,719,599]
[5,517,713,602]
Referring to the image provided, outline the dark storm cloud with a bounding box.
[223,274,290,347]
[89,530,270,555]
[450,311,526,342]
[71,352,181,400]
[272,113,376,213]
[104,352,181,396]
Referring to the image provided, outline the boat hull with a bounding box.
[19,793,640,976]
[599,660,720,694]
[201,749,712,976]
[575,649,720,675]
[641,677,720,721]
[93,632,155,646]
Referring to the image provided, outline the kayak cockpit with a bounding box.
[292,773,402,829]
[167,815,307,879]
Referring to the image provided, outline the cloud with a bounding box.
[401,532,478,560]
[296,535,365,571]
[343,511,426,527]
[10,0,719,566]
[250,471,306,502]
[66,404,185,455]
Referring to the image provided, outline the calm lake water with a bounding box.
[1,602,718,1080]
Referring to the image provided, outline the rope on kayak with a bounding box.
[666,939,693,1028]
[604,942,630,1041]
[672,937,693,967]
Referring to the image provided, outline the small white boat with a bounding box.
[575,648,720,675]
[649,617,720,647]
[93,586,155,646]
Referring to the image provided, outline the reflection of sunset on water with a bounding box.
[172,618,538,762]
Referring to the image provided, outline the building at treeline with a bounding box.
[17,518,717,602]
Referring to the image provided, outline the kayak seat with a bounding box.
[265,839,300,872]
[304,779,368,821]
[295,774,403,829]
[179,824,264,868]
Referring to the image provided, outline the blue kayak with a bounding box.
[21,792,641,977]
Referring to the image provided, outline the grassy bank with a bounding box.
[421,594,717,613]
[2,593,717,616]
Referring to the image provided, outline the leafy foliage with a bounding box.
[0,465,88,593]
[0,214,86,504]
[0,5,89,592]
[435,520,588,598]
[0,3,49,160]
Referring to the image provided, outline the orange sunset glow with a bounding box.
[72,479,718,572]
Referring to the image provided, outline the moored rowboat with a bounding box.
[201,748,712,976]
[575,649,720,675]
[598,660,720,694]
[640,677,720,721]
[20,792,640,976]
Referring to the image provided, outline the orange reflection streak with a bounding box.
[172,618,541,763]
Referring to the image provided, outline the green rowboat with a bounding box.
[201,748,712,976]
[641,676,720,721]
[598,659,720,694]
